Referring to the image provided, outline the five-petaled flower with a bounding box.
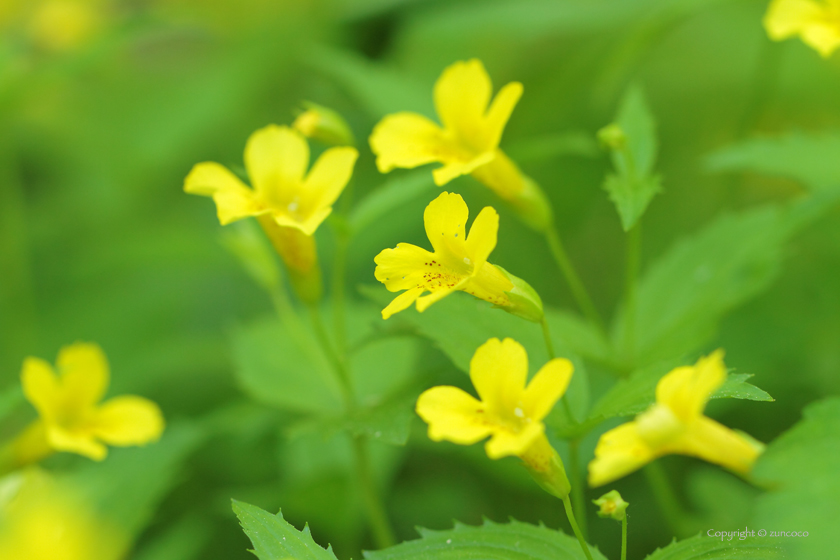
[184,124,358,236]
[416,338,574,497]
[764,0,840,57]
[374,191,515,319]
[18,342,164,462]
[588,350,764,487]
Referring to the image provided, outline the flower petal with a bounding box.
[46,425,108,461]
[370,112,449,173]
[416,386,493,445]
[763,0,823,39]
[21,357,61,421]
[484,422,543,460]
[301,146,358,216]
[522,358,574,422]
[460,263,513,308]
[673,416,763,475]
[93,396,165,447]
[424,191,469,259]
[415,282,464,313]
[381,286,425,320]
[801,21,840,57]
[485,81,523,149]
[245,125,309,200]
[56,342,109,411]
[469,337,528,415]
[470,149,527,199]
[464,206,500,269]
[656,350,726,421]
[431,151,495,186]
[184,162,261,225]
[374,243,437,292]
[434,59,491,146]
[588,421,656,487]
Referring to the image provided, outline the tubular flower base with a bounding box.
[416,338,573,498]
[764,0,840,57]
[14,343,164,463]
[375,192,520,319]
[588,350,764,487]
[369,59,552,229]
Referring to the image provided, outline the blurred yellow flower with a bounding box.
[370,60,524,196]
[185,125,357,235]
[28,0,104,52]
[0,470,124,560]
[588,350,764,487]
[764,0,840,57]
[18,342,164,462]
[417,338,573,497]
[374,192,514,319]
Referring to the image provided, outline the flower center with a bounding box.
[636,404,684,448]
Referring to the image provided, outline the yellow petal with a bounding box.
[21,357,61,421]
[464,206,500,269]
[381,286,425,319]
[800,21,840,57]
[470,149,527,199]
[469,338,528,415]
[431,151,495,186]
[415,282,464,313]
[484,422,543,460]
[655,350,726,421]
[588,421,656,487]
[434,59,492,146]
[184,162,261,225]
[369,112,449,173]
[93,396,165,447]
[245,125,309,200]
[459,263,513,308]
[45,425,108,461]
[374,243,438,292]
[416,386,493,444]
[763,0,823,39]
[424,191,469,259]
[273,206,333,237]
[56,342,109,411]
[673,416,763,475]
[301,146,358,216]
[522,358,574,422]
[485,81,523,149]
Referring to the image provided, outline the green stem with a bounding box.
[567,439,588,540]
[621,514,628,560]
[544,226,604,333]
[331,232,349,354]
[308,305,354,404]
[562,494,594,560]
[643,461,687,536]
[540,316,556,360]
[622,221,641,366]
[352,436,396,548]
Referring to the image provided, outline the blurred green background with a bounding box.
[1,0,839,559]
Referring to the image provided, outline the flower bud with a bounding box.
[495,266,544,323]
[597,123,627,151]
[593,490,629,521]
[293,102,355,147]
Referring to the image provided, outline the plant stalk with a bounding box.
[544,226,604,333]
[562,494,594,560]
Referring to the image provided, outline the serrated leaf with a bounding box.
[643,533,785,559]
[233,501,338,560]
[603,85,662,231]
[349,171,437,235]
[613,193,840,367]
[364,518,607,560]
[706,131,840,191]
[751,397,840,559]
[590,364,772,422]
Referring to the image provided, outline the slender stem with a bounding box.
[567,439,588,540]
[562,494,594,560]
[352,436,396,548]
[544,226,604,332]
[308,305,354,404]
[331,232,349,354]
[622,221,641,366]
[540,316,556,360]
[643,461,687,536]
[621,514,628,560]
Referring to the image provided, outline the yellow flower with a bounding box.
[27,0,104,52]
[0,469,125,560]
[184,124,357,236]
[416,338,574,497]
[764,0,840,57]
[374,191,515,319]
[18,343,164,462]
[588,350,764,487]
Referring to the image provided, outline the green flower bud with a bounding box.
[495,266,544,323]
[597,123,627,151]
[593,490,629,521]
[293,102,355,147]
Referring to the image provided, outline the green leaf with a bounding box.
[706,131,840,192]
[614,193,840,366]
[364,519,607,560]
[349,170,437,235]
[751,397,840,559]
[643,533,785,560]
[589,364,773,422]
[603,85,662,231]
[233,500,338,560]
